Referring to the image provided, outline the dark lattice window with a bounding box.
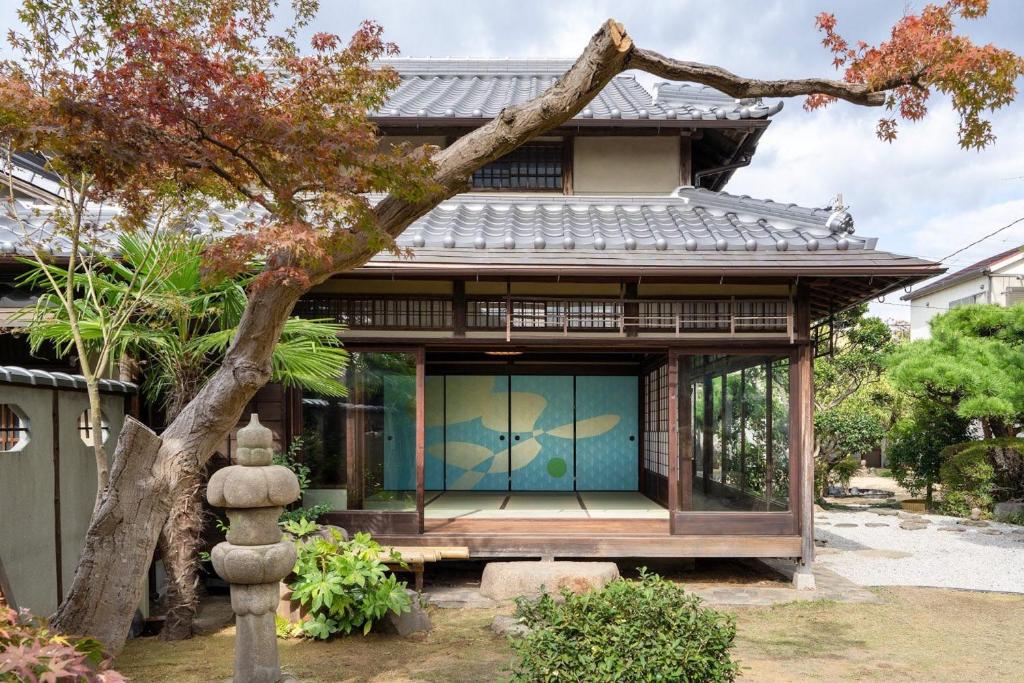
[0,404,29,451]
[471,143,563,190]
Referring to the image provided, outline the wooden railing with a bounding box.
[296,294,792,339]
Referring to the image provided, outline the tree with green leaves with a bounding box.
[813,306,897,496]
[887,401,971,508]
[18,232,348,640]
[888,303,1024,438]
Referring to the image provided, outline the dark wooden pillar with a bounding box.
[415,347,425,533]
[623,281,638,337]
[679,355,693,512]
[764,361,774,511]
[702,374,713,493]
[667,349,680,532]
[346,380,364,510]
[792,284,815,566]
[453,280,466,337]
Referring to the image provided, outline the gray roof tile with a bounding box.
[372,59,782,122]
[0,365,138,394]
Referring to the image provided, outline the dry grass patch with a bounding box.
[118,587,1024,682]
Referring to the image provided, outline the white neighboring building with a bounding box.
[902,245,1024,339]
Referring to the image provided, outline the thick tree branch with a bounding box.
[628,48,890,107]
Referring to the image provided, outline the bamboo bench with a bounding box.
[381,546,470,592]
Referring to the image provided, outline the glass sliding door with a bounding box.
[681,354,792,514]
[301,351,419,512]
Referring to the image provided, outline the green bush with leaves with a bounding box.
[285,531,411,639]
[273,438,331,525]
[509,570,738,682]
[939,444,996,516]
[939,438,1024,516]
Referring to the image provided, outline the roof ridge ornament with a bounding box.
[825,193,855,235]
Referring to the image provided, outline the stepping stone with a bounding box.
[938,526,966,533]
[834,523,858,528]
[865,522,889,528]
[900,521,929,531]
[898,511,925,521]
[491,615,531,638]
[872,509,899,516]
[980,529,1003,536]
[817,522,832,526]
[958,519,990,528]
[479,561,619,600]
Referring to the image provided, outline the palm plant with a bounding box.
[19,231,348,640]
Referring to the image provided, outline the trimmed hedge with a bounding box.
[509,570,738,682]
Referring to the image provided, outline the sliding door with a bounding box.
[443,375,509,490]
[510,375,574,491]
[575,376,639,491]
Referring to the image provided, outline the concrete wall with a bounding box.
[0,386,127,615]
[574,137,680,195]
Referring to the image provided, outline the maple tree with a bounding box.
[0,0,1020,651]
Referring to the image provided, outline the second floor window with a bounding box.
[472,142,563,191]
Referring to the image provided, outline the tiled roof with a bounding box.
[0,365,137,394]
[372,59,782,123]
[396,187,864,253]
[901,244,1024,300]
[0,188,941,277]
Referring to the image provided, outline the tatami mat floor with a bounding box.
[422,490,669,519]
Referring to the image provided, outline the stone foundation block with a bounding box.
[479,561,619,601]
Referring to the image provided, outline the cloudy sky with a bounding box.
[4,1,1023,320]
[304,0,1024,321]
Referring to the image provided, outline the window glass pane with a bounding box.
[471,143,562,190]
[688,355,790,512]
[302,352,417,511]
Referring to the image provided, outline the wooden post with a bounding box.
[667,349,680,532]
[764,361,774,511]
[792,285,815,588]
[702,374,713,494]
[415,347,426,533]
[679,355,693,512]
[453,281,466,337]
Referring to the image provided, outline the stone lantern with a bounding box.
[207,414,300,683]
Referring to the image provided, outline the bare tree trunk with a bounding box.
[158,373,210,641]
[158,465,207,640]
[52,282,303,652]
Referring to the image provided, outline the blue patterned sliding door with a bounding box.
[423,376,445,490]
[575,376,639,491]
[443,375,510,491]
[510,375,574,492]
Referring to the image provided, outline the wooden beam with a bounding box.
[793,284,815,566]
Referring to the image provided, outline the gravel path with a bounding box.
[816,510,1024,593]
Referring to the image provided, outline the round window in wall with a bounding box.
[78,409,110,446]
[0,403,30,452]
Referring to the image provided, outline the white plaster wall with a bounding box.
[908,275,988,340]
[0,387,128,616]
[0,387,57,614]
[573,137,680,195]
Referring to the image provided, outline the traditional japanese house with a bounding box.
[0,59,944,586]
[285,60,943,582]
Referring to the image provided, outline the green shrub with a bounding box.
[274,437,331,525]
[286,531,411,639]
[939,444,996,516]
[509,570,738,682]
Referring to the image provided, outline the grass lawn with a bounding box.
[118,587,1024,682]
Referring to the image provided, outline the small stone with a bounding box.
[380,591,432,637]
[865,522,889,528]
[939,526,967,533]
[872,509,899,516]
[970,507,983,521]
[994,501,1024,522]
[897,511,923,521]
[958,519,990,528]
[834,523,858,528]
[900,521,929,531]
[980,529,1003,536]
[491,615,531,638]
